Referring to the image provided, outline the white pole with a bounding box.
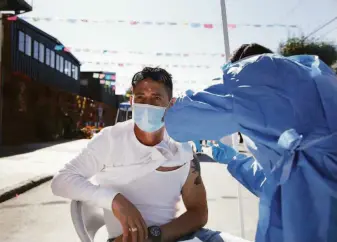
[220,0,231,62]
[220,0,246,239]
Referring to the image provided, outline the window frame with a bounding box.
[68,62,72,77]
[33,41,39,60]
[56,55,60,70]
[46,48,50,66]
[60,56,64,73]
[25,34,32,56]
[50,51,55,68]
[39,43,45,63]
[72,65,79,80]
[18,31,25,52]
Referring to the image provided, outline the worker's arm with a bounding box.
[212,143,266,197]
[165,84,238,142]
[160,155,208,242]
[227,154,266,197]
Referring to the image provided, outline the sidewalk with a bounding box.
[0,139,89,202]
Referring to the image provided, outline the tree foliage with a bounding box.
[279,37,337,66]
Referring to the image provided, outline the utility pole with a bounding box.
[220,0,246,239]
[220,0,231,61]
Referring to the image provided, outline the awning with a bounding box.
[0,0,32,12]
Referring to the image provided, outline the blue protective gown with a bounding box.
[192,140,202,152]
[165,54,337,242]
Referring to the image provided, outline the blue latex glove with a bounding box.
[211,142,238,164]
[211,141,266,197]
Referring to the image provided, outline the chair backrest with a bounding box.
[70,200,105,242]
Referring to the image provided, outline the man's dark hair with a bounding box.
[230,43,273,63]
[131,67,173,99]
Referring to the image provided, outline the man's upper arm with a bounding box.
[181,155,208,214]
[51,127,119,210]
[60,127,111,177]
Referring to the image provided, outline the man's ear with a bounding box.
[129,95,133,105]
[169,97,177,107]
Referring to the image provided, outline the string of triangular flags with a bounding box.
[7,16,299,30]
[54,45,226,57]
[91,73,214,85]
[90,73,214,94]
[80,60,218,69]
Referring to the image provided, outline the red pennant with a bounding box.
[228,24,237,29]
[204,24,213,29]
[7,16,18,21]
[130,21,138,25]
[64,47,71,52]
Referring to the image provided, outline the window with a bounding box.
[56,55,60,70]
[60,57,64,73]
[46,49,50,66]
[72,65,79,80]
[39,43,44,63]
[33,41,39,59]
[68,62,72,77]
[25,34,32,56]
[65,60,72,76]
[64,60,68,74]
[18,31,25,52]
[50,51,55,68]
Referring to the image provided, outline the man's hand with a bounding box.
[112,194,148,242]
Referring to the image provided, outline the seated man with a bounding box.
[51,67,250,242]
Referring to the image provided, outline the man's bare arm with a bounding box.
[160,155,208,242]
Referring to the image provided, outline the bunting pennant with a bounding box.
[115,81,212,96]
[7,16,18,21]
[93,73,116,80]
[7,16,300,30]
[54,45,64,51]
[53,45,227,57]
[63,47,71,52]
[80,60,216,69]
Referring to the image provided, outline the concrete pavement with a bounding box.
[0,139,89,202]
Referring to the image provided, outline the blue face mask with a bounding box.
[132,103,166,133]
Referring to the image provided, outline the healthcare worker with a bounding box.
[164,44,337,242]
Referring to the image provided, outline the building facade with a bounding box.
[0,15,82,145]
[79,71,123,127]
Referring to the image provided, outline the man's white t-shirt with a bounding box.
[51,120,193,238]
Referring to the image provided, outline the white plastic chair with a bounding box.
[70,200,105,242]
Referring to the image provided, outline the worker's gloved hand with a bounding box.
[185,89,195,97]
[211,142,239,164]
